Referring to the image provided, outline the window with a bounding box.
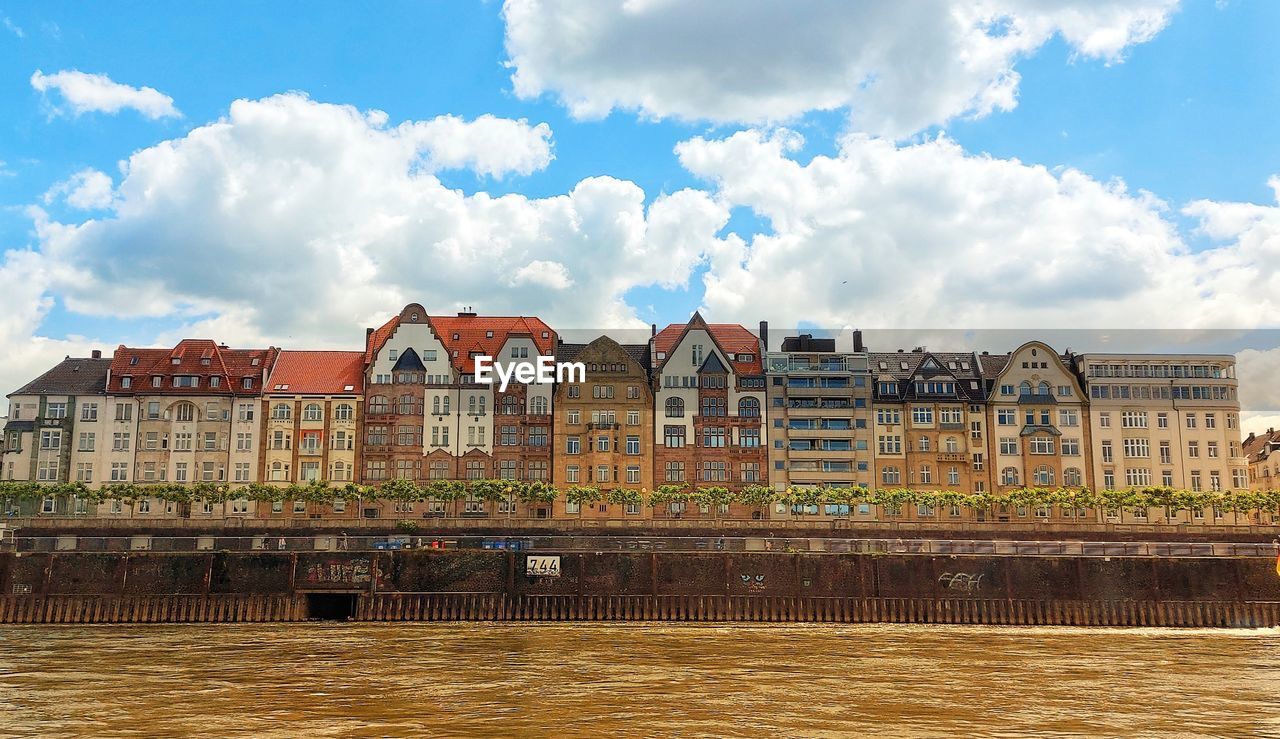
[877,435,902,455]
[237,432,252,451]
[529,426,548,447]
[368,396,389,414]
[699,461,727,482]
[947,467,960,485]
[918,436,931,452]
[1064,467,1082,486]
[1207,441,1219,458]
[1121,411,1147,428]
[1028,436,1055,455]
[876,408,901,425]
[664,426,686,448]
[112,432,130,451]
[175,432,192,451]
[1101,441,1113,463]
[566,436,581,455]
[500,426,519,446]
[911,406,934,425]
[1061,438,1080,456]
[1126,468,1152,486]
[115,403,132,421]
[1123,438,1150,458]
[739,428,760,448]
[665,461,685,482]
[701,427,726,448]
[738,397,760,417]
[918,465,932,484]
[881,466,901,485]
[1186,414,1197,429]
[303,403,323,421]
[999,437,1018,456]
[997,409,1016,426]
[593,385,615,399]
[740,462,759,482]
[1098,412,1111,428]
[529,396,549,415]
[701,397,726,417]
[1188,441,1199,458]
[365,460,387,481]
[1033,465,1055,486]
[1001,467,1019,486]
[939,407,962,425]
[234,463,250,482]
[625,435,641,455]
[334,403,354,421]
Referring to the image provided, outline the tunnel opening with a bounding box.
[306,592,357,620]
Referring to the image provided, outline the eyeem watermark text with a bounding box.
[473,356,586,391]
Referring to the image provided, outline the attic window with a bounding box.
[242,378,252,389]
[657,352,666,360]
[948,362,957,370]
[900,362,908,370]
[201,358,211,366]
[727,353,736,360]
[343,384,354,392]
[171,357,181,365]
[129,356,138,366]
[251,358,260,366]
[970,381,978,389]
[274,384,286,390]
[961,362,970,370]
[878,362,887,370]
[453,333,460,340]
[542,331,549,339]
[410,312,419,320]
[738,354,754,362]
[486,331,494,338]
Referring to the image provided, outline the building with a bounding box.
[552,336,654,519]
[869,349,991,522]
[259,350,364,519]
[104,339,278,518]
[1,352,112,515]
[1245,427,1280,491]
[766,332,872,514]
[650,313,767,518]
[1074,352,1246,524]
[361,304,556,518]
[982,342,1091,523]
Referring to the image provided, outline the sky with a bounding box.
[2,1,1280,425]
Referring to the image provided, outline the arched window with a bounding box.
[881,466,901,485]
[331,461,346,481]
[918,435,930,452]
[944,436,959,453]
[442,396,451,415]
[397,394,417,415]
[1033,465,1055,486]
[271,403,291,420]
[174,402,197,422]
[368,395,389,414]
[468,395,477,415]
[303,403,323,421]
[738,397,760,417]
[529,396,548,415]
[431,396,441,415]
[666,397,685,418]
[1063,467,1082,486]
[1019,380,1032,397]
[1001,467,1020,486]
[1037,381,1051,396]
[334,403,354,421]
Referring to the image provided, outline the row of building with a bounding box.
[1,303,1256,523]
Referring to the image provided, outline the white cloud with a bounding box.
[3,14,23,38]
[24,93,727,365]
[30,69,180,120]
[502,0,1178,137]
[675,128,1280,334]
[44,168,116,209]
[404,114,554,178]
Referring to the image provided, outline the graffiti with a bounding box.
[739,573,767,591]
[938,572,984,593]
[304,558,372,586]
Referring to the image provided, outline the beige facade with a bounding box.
[1075,353,1245,524]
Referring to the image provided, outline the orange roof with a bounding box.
[267,351,364,395]
[108,339,278,395]
[431,315,556,374]
[653,314,763,374]
[365,313,400,365]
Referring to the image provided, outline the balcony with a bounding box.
[937,452,967,462]
[588,422,620,430]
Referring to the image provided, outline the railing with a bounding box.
[6,533,1275,558]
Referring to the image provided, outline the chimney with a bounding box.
[91,349,102,359]
[852,329,864,353]
[458,308,477,318]
[366,327,374,338]
[650,323,657,337]
[758,321,769,352]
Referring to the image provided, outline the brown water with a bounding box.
[1,624,1279,737]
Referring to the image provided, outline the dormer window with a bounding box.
[453,333,460,340]
[242,377,253,389]
[485,330,493,338]
[738,354,754,362]
[129,356,139,366]
[201,358,211,366]
[210,377,221,388]
[121,377,132,389]
[152,376,162,388]
[171,357,181,365]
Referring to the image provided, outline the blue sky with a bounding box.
[2,1,1280,414]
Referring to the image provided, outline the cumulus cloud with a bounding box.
[43,168,116,209]
[25,93,727,364]
[30,69,181,119]
[404,114,554,177]
[503,0,1178,137]
[674,128,1280,333]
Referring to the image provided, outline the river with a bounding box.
[2,623,1278,737]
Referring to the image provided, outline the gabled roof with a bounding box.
[652,312,763,374]
[267,350,364,395]
[391,348,426,373]
[431,314,556,374]
[363,304,556,375]
[108,339,278,395]
[868,351,987,402]
[699,352,729,374]
[556,337,651,374]
[10,356,111,397]
[1245,428,1280,464]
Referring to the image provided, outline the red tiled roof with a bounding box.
[107,339,278,395]
[653,314,763,374]
[365,313,400,365]
[431,315,557,374]
[267,351,364,395]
